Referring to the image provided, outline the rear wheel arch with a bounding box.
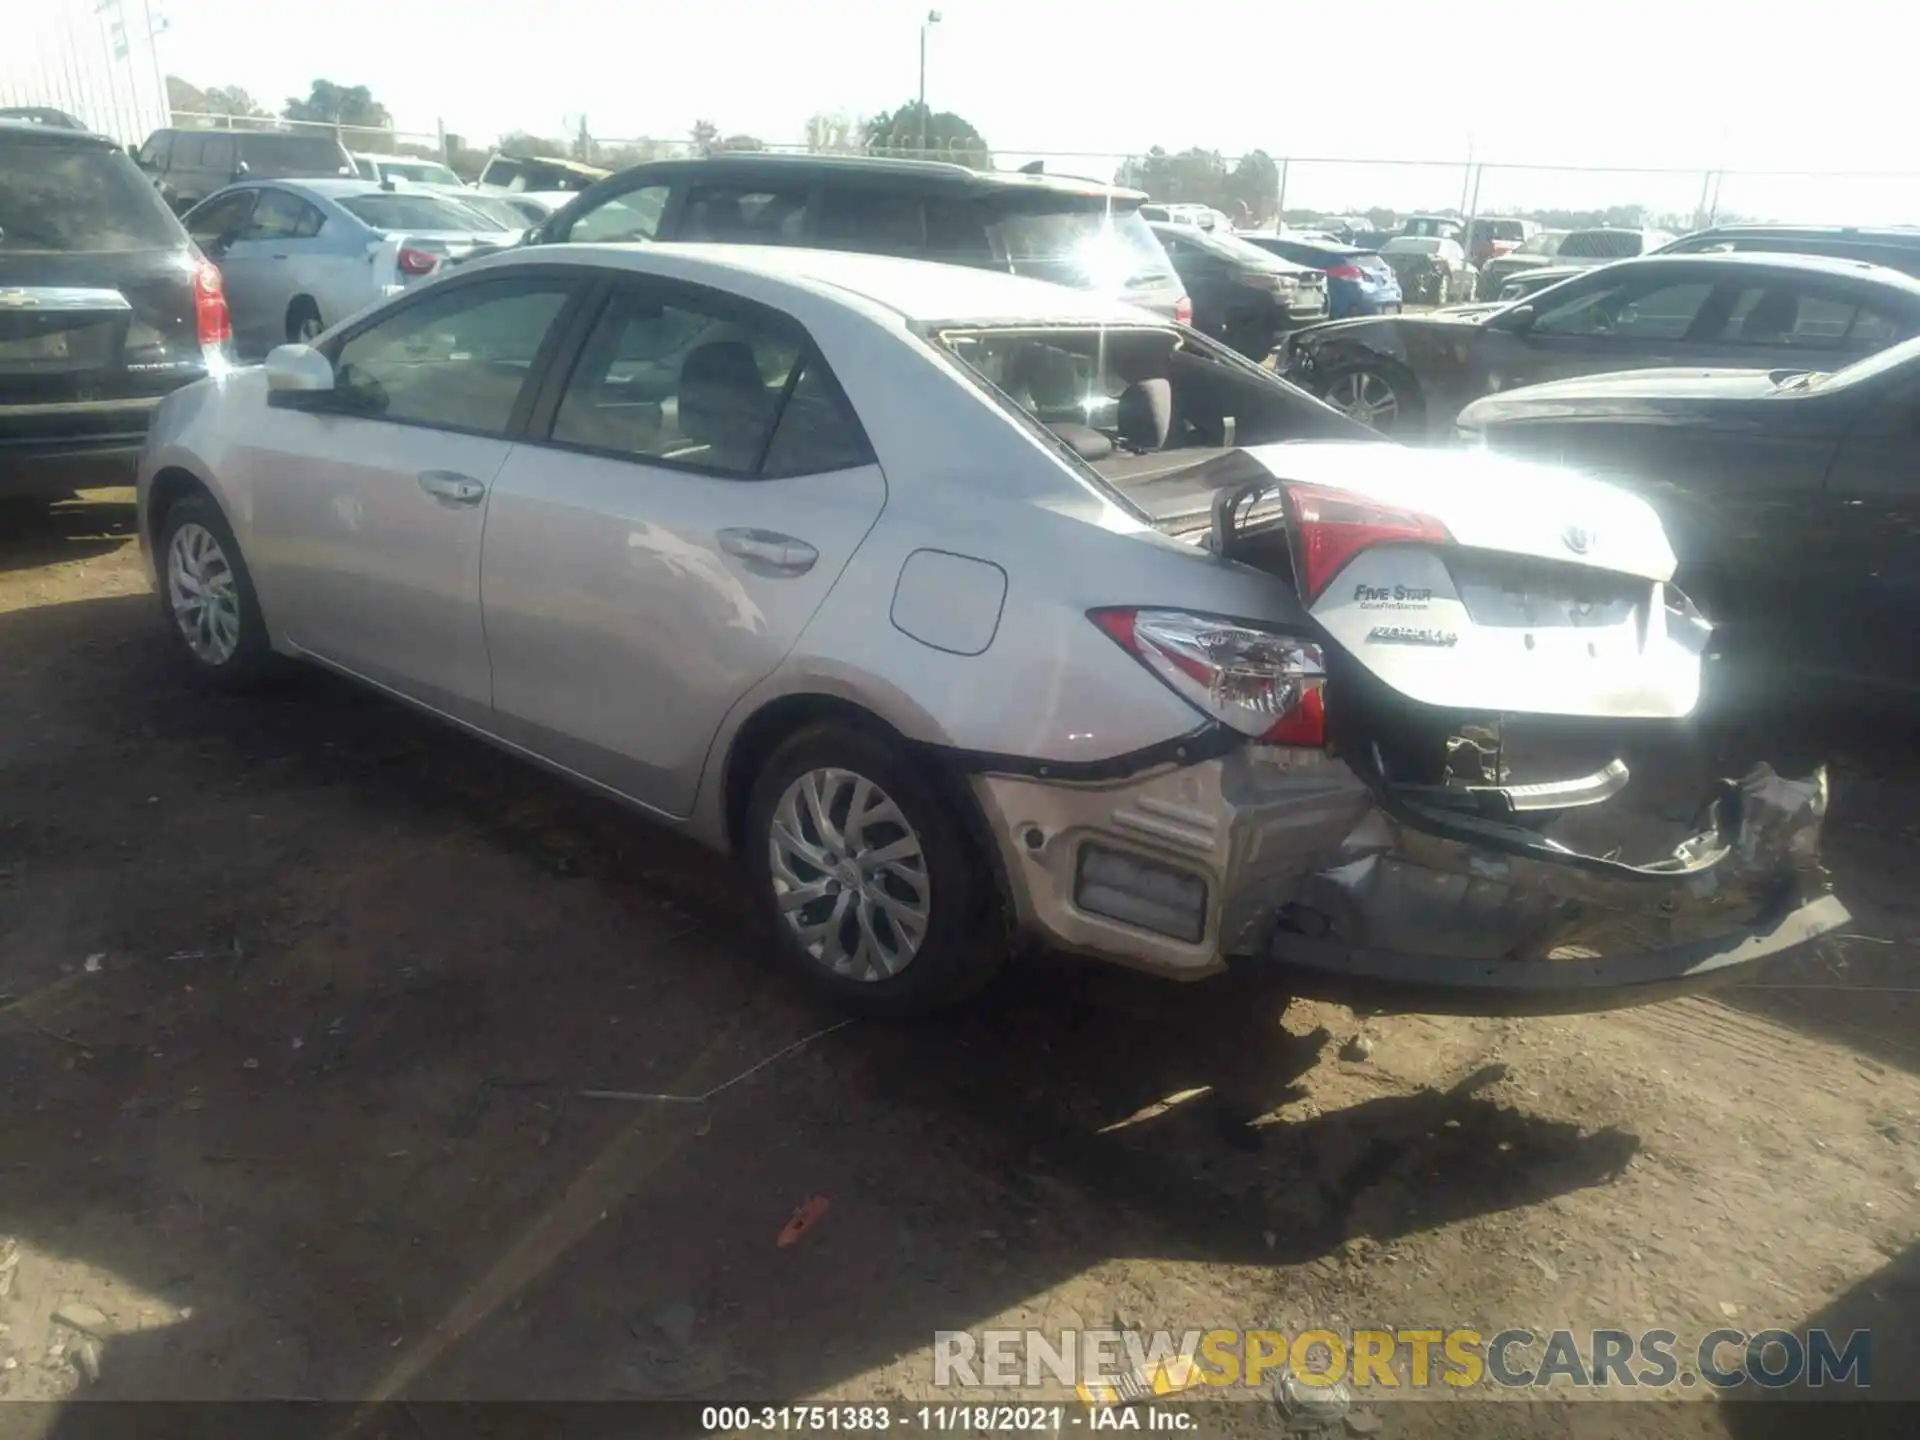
[718,692,1014,922]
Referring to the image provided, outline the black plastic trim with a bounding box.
[919,723,1238,783]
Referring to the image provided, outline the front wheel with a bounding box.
[156,492,275,687]
[744,723,1004,1015]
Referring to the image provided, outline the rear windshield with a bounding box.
[1175,226,1298,269]
[241,133,348,171]
[340,193,513,231]
[931,322,1365,507]
[0,138,184,253]
[983,201,1176,292]
[450,194,532,230]
[1559,230,1645,259]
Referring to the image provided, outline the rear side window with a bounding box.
[817,187,925,255]
[243,189,326,240]
[240,133,347,173]
[679,186,810,244]
[0,138,185,252]
[1723,287,1912,350]
[550,284,868,478]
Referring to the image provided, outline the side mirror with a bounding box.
[1497,303,1538,335]
[265,344,335,403]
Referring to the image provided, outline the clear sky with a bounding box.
[17,0,1920,223]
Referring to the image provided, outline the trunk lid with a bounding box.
[1208,441,1706,719]
[0,249,205,405]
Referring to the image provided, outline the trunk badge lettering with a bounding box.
[1366,625,1459,647]
[1562,525,1597,555]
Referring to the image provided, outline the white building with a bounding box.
[0,0,169,146]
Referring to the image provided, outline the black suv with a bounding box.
[2,119,229,502]
[134,128,356,214]
[531,153,1190,321]
[1657,223,1920,278]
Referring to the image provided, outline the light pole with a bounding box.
[917,10,942,156]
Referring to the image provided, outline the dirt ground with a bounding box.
[1,492,1915,1437]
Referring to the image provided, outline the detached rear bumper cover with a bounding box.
[970,751,1847,1014]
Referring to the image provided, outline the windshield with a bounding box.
[341,193,515,232]
[985,204,1176,292]
[1517,231,1565,256]
[1560,230,1644,260]
[0,139,184,252]
[380,159,462,186]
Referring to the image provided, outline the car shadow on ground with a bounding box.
[0,493,138,575]
[2,587,1643,1413]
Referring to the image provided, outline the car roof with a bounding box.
[1679,222,1920,244]
[579,152,1146,203]
[237,177,473,202]
[502,242,1165,327]
[0,118,116,147]
[1609,250,1920,289]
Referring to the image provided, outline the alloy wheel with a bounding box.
[1326,370,1400,430]
[166,521,242,665]
[768,767,931,982]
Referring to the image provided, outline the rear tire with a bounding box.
[743,722,1005,1016]
[286,297,323,345]
[1320,363,1423,436]
[155,492,276,689]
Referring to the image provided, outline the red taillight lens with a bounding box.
[1284,482,1453,603]
[1173,294,1193,325]
[397,247,440,276]
[193,261,231,347]
[1324,264,1365,280]
[1091,608,1326,747]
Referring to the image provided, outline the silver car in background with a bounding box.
[133,243,1844,1016]
[181,178,520,355]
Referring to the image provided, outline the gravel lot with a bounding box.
[1,492,1914,1435]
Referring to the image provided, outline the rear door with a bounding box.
[0,133,206,424]
[246,272,587,718]
[480,275,886,817]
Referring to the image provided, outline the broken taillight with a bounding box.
[1091,608,1326,747]
[1284,482,1453,603]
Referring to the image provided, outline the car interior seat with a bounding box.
[677,340,776,471]
[1740,289,1801,344]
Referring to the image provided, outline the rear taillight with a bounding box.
[1090,608,1326,747]
[1173,294,1193,325]
[397,247,440,276]
[1324,264,1365,280]
[1284,483,1453,603]
[193,261,231,347]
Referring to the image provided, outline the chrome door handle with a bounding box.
[417,470,487,505]
[717,527,817,576]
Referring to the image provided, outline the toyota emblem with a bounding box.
[1562,525,1596,555]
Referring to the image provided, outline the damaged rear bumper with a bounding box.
[967,746,1848,1015]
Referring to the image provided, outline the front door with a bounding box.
[480,278,887,817]
[1473,270,1721,397]
[245,273,583,719]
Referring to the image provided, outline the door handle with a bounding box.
[417,470,487,506]
[717,527,817,576]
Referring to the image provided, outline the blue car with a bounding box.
[1237,234,1402,319]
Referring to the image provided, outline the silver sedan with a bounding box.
[181,178,520,356]
[134,243,1844,1015]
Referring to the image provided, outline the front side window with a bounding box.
[184,189,256,248]
[1532,278,1714,340]
[568,184,668,243]
[679,186,811,244]
[326,279,573,434]
[550,286,844,475]
[243,189,325,240]
[201,135,237,175]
